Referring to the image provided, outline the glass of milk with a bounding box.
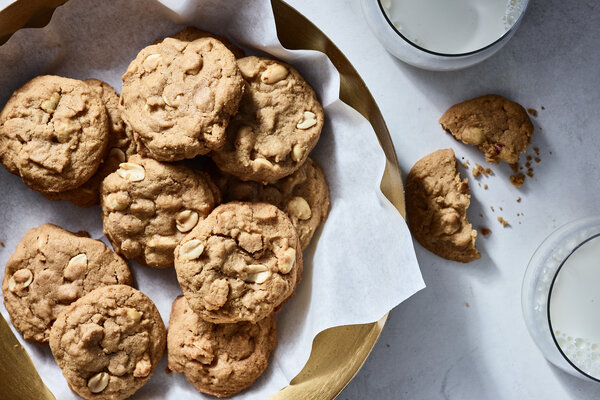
[522,216,600,381]
[361,0,529,70]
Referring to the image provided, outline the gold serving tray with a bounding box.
[0,1,406,399]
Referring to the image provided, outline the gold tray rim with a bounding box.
[0,1,406,399]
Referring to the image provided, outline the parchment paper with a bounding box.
[0,0,424,398]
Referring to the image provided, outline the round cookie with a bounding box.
[174,202,302,323]
[167,296,276,398]
[211,56,324,184]
[439,94,534,164]
[120,37,244,161]
[49,285,166,400]
[0,75,109,192]
[2,224,132,343]
[100,154,220,268]
[44,79,136,207]
[405,149,480,263]
[217,158,330,249]
[154,27,245,59]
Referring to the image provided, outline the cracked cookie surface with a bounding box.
[49,285,166,400]
[215,158,329,249]
[211,56,324,184]
[406,149,480,263]
[154,27,245,59]
[2,224,132,343]
[439,94,534,164]
[167,296,276,398]
[44,79,136,207]
[174,202,302,323]
[120,37,244,161]
[100,154,220,268]
[0,75,109,192]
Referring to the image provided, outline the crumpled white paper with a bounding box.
[0,0,424,398]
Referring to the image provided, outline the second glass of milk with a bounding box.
[362,0,529,70]
[522,217,600,382]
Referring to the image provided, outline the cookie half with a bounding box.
[439,94,534,164]
[2,224,132,343]
[406,149,480,263]
[216,158,330,249]
[174,202,302,323]
[120,37,244,161]
[44,79,136,207]
[167,296,276,398]
[0,75,109,192]
[49,285,166,400]
[211,56,324,184]
[100,155,220,268]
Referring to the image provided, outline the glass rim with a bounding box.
[547,232,600,383]
[375,0,530,58]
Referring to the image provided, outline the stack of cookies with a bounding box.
[0,27,330,399]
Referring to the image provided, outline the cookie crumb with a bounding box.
[0,241,4,247]
[541,106,545,110]
[499,206,503,211]
[534,157,541,163]
[517,213,521,217]
[526,155,532,161]
[386,344,391,348]
[479,213,484,218]
[165,367,172,375]
[516,197,522,203]
[478,182,481,187]
[497,216,509,227]
[534,147,540,156]
[490,206,495,212]
[510,173,525,187]
[461,160,470,168]
[510,163,520,173]
[549,151,553,155]
[465,302,470,308]
[527,169,534,178]
[483,184,488,189]
[527,108,538,117]
[481,228,491,236]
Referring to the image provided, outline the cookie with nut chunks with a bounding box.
[2,224,132,343]
[439,94,533,164]
[167,296,276,398]
[174,202,302,324]
[120,37,244,161]
[49,285,166,400]
[406,149,480,263]
[211,56,324,184]
[0,75,109,193]
[44,79,136,207]
[215,158,330,249]
[100,154,220,268]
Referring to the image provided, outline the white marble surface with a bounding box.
[1,0,600,398]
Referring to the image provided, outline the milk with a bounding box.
[381,0,525,54]
[549,235,600,378]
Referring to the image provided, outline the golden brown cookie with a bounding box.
[406,149,480,263]
[120,37,244,161]
[43,79,136,207]
[211,56,324,184]
[100,155,220,268]
[215,158,330,249]
[439,94,534,164]
[174,202,302,323]
[0,75,109,192]
[167,296,276,398]
[155,27,245,59]
[2,224,132,343]
[49,285,166,400]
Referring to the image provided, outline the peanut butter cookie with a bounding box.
[216,158,329,249]
[100,155,220,268]
[167,296,276,398]
[0,75,109,192]
[439,94,534,164]
[174,202,302,323]
[44,79,136,207]
[120,37,244,161]
[211,56,324,184]
[406,149,480,263]
[2,224,132,343]
[155,27,245,59]
[49,285,166,400]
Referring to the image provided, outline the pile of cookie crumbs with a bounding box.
[497,216,509,227]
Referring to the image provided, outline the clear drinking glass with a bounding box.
[361,0,530,71]
[522,216,600,382]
